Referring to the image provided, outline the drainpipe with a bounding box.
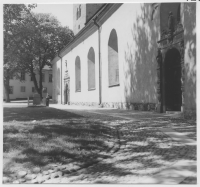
[58,54,63,104]
[93,18,102,105]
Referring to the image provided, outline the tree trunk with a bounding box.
[30,70,41,97]
[4,72,10,103]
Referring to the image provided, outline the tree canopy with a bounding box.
[4,4,74,101]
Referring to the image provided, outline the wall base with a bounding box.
[183,109,196,120]
[61,101,196,119]
[70,101,156,111]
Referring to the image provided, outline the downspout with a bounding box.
[58,54,63,104]
[93,18,102,105]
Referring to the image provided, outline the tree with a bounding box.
[3,4,36,102]
[10,11,74,99]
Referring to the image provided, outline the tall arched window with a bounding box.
[76,8,78,20]
[79,5,81,18]
[75,56,81,92]
[108,29,119,87]
[88,47,95,90]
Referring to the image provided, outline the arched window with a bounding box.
[79,5,81,18]
[76,8,78,20]
[88,47,95,90]
[75,56,81,91]
[108,29,119,87]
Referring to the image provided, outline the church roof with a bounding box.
[51,3,122,64]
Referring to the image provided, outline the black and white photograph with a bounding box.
[2,0,197,184]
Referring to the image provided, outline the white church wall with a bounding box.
[100,3,160,107]
[52,58,61,103]
[62,30,99,105]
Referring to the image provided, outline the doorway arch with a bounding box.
[64,82,70,104]
[164,48,182,111]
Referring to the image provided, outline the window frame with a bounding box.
[49,74,52,83]
[108,29,120,88]
[79,5,81,18]
[21,72,25,81]
[75,56,81,92]
[9,86,13,94]
[21,86,26,92]
[32,87,35,93]
[42,73,45,82]
[88,47,96,91]
[30,75,33,81]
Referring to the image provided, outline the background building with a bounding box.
[52,3,196,119]
[4,66,52,100]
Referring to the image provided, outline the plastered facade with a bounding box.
[4,70,52,100]
[52,3,196,117]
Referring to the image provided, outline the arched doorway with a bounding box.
[164,48,182,111]
[64,82,70,104]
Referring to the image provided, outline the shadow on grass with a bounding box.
[3,107,83,122]
[3,107,118,176]
[3,107,196,184]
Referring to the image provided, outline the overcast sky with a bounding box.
[32,4,73,29]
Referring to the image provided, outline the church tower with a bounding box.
[73,4,105,35]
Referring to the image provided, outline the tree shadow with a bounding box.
[123,3,196,116]
[3,105,196,184]
[62,121,196,183]
[183,3,196,115]
[123,3,159,105]
[3,108,120,177]
[3,107,82,122]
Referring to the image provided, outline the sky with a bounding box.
[32,4,73,29]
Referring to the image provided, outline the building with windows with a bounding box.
[52,3,196,118]
[4,66,52,100]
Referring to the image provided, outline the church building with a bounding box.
[51,3,196,118]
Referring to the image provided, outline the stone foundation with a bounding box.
[69,102,99,107]
[69,101,156,111]
[183,109,196,120]
[62,102,196,119]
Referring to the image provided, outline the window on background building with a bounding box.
[42,73,45,82]
[21,86,26,92]
[21,72,25,81]
[32,87,35,93]
[49,74,52,82]
[30,75,33,81]
[75,56,81,92]
[9,86,13,94]
[108,29,120,87]
[88,47,95,90]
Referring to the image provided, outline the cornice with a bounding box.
[51,3,123,64]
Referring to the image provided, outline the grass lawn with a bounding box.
[3,106,117,176]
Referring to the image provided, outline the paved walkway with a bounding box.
[46,104,197,184]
